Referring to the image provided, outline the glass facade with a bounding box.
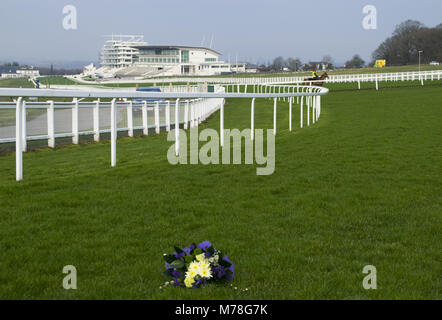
[136,48,181,64]
[181,50,189,63]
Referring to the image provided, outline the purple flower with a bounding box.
[197,240,212,251]
[222,255,235,281]
[174,251,185,260]
[183,244,195,255]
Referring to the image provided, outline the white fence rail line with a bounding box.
[74,70,442,86]
[0,85,328,181]
[0,99,222,144]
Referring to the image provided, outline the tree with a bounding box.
[345,54,365,68]
[393,20,425,37]
[286,57,302,71]
[321,55,334,69]
[372,20,442,65]
[271,56,285,71]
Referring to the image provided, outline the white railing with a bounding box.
[73,70,442,86]
[0,85,329,181]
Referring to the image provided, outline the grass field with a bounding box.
[0,82,441,299]
[144,64,442,79]
[37,76,78,86]
[0,78,34,89]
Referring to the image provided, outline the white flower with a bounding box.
[196,253,206,262]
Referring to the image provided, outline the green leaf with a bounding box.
[174,246,183,254]
[163,254,176,264]
[185,255,194,264]
[224,269,233,277]
[194,248,203,255]
[170,259,185,269]
[219,260,232,268]
[163,269,173,279]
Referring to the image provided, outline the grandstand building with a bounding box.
[97,35,245,78]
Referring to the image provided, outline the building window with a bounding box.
[205,58,216,62]
[181,50,189,63]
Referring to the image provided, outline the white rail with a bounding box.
[0,85,328,181]
[72,70,442,86]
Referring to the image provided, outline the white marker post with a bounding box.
[93,99,100,142]
[47,100,55,148]
[273,98,277,135]
[111,98,117,167]
[289,97,292,132]
[127,101,133,137]
[22,101,27,152]
[16,97,23,181]
[175,99,180,156]
[251,98,255,140]
[72,98,79,144]
[142,101,148,135]
[154,101,160,134]
[300,96,304,128]
[166,101,171,131]
[220,99,225,147]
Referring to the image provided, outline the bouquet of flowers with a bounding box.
[163,241,234,288]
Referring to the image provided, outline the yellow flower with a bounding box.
[196,253,206,262]
[185,270,197,279]
[198,261,210,270]
[184,276,195,288]
[199,266,213,279]
[189,262,200,272]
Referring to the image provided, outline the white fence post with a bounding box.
[22,100,27,152]
[273,98,277,135]
[72,98,79,144]
[175,99,180,156]
[127,101,133,137]
[289,97,292,132]
[154,101,160,134]
[16,97,23,181]
[300,96,304,128]
[184,100,189,129]
[190,101,195,128]
[312,95,316,124]
[47,100,55,148]
[93,99,100,142]
[251,98,255,140]
[142,101,148,135]
[111,98,117,167]
[166,101,171,131]
[220,99,225,147]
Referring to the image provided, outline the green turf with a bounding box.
[0,78,34,89]
[0,84,441,299]
[141,64,442,79]
[37,77,78,86]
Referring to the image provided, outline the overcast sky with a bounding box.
[0,0,441,67]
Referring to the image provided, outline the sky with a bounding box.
[0,0,441,67]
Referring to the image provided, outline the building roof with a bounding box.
[133,45,221,56]
[0,66,19,74]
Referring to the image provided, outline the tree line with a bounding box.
[372,20,442,65]
[255,19,441,71]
